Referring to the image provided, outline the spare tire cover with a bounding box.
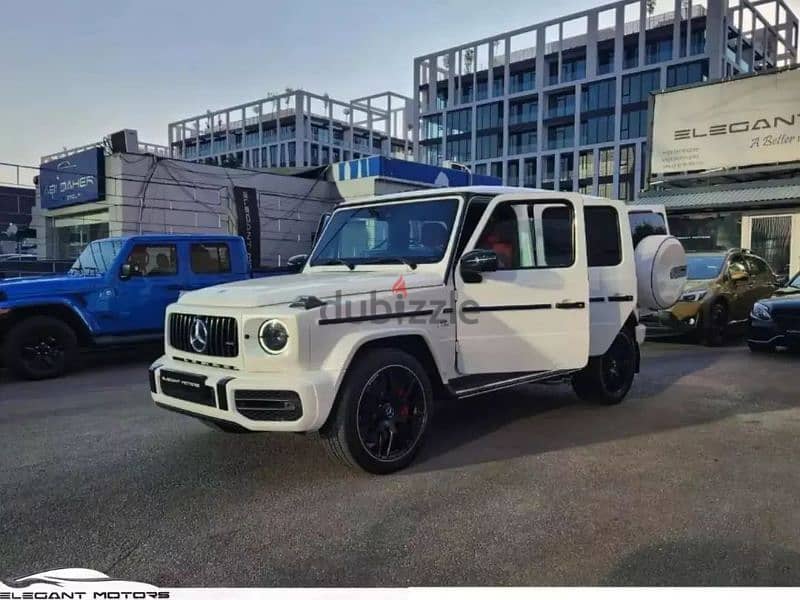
[635,235,687,311]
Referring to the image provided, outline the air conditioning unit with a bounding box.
[109,129,139,154]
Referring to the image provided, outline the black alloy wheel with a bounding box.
[321,347,433,474]
[356,364,428,463]
[601,333,636,396]
[4,316,78,380]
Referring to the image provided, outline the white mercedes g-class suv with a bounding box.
[149,187,686,474]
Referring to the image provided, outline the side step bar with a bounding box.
[447,369,579,399]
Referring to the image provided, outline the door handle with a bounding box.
[555,301,586,309]
[607,294,634,302]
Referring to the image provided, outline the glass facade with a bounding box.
[415,0,798,199]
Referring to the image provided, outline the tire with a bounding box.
[3,316,78,380]
[320,348,433,474]
[572,328,637,406]
[702,301,728,346]
[748,341,773,354]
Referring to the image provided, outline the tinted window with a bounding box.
[686,254,725,280]
[70,240,123,275]
[629,211,667,248]
[126,245,177,277]
[585,206,622,267]
[310,199,459,266]
[744,256,772,279]
[476,201,574,270]
[191,243,231,274]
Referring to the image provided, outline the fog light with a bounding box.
[688,317,696,326]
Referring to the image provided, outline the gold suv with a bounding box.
[642,249,779,345]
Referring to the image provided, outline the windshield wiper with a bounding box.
[361,257,418,270]
[317,259,355,270]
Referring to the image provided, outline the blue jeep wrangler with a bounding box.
[0,234,257,380]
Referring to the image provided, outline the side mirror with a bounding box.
[730,269,749,282]
[287,254,308,269]
[460,249,498,283]
[120,263,132,280]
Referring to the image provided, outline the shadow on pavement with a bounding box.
[603,539,800,585]
[0,343,162,384]
[408,344,765,473]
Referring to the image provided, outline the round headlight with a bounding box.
[258,319,290,354]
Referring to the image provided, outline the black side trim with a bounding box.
[216,376,235,411]
[154,402,249,432]
[448,369,578,398]
[589,297,605,303]
[319,309,434,326]
[442,307,455,314]
[607,295,634,302]
[555,302,586,309]
[148,365,158,393]
[462,303,552,313]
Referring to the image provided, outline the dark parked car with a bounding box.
[642,249,779,345]
[748,271,800,352]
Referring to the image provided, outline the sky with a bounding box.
[2,0,800,176]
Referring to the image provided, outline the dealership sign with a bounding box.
[650,68,800,176]
[39,147,105,209]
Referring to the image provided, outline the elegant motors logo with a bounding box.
[0,569,168,599]
[674,112,800,140]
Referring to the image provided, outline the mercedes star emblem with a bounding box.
[189,318,209,353]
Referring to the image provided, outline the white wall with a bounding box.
[36,154,342,266]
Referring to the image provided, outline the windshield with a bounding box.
[309,198,459,268]
[686,254,725,280]
[69,240,124,275]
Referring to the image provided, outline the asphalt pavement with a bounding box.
[1,341,799,586]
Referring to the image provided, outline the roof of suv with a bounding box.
[340,185,625,206]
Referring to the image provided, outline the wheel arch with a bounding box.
[320,331,447,431]
[1,303,93,346]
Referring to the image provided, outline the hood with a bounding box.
[772,285,800,298]
[178,269,443,309]
[683,279,715,293]
[0,274,104,303]
[761,291,800,313]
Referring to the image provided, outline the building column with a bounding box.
[294,91,305,167]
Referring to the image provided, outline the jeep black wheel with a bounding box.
[321,348,432,474]
[703,302,728,346]
[4,316,78,380]
[572,328,636,405]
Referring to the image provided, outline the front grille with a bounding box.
[234,390,303,421]
[169,313,238,357]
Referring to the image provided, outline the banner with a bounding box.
[232,186,261,269]
[39,147,105,209]
[650,68,800,176]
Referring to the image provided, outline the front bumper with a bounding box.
[641,302,702,337]
[748,318,800,349]
[149,357,337,432]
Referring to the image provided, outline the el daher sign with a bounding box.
[650,68,800,176]
[39,147,105,209]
